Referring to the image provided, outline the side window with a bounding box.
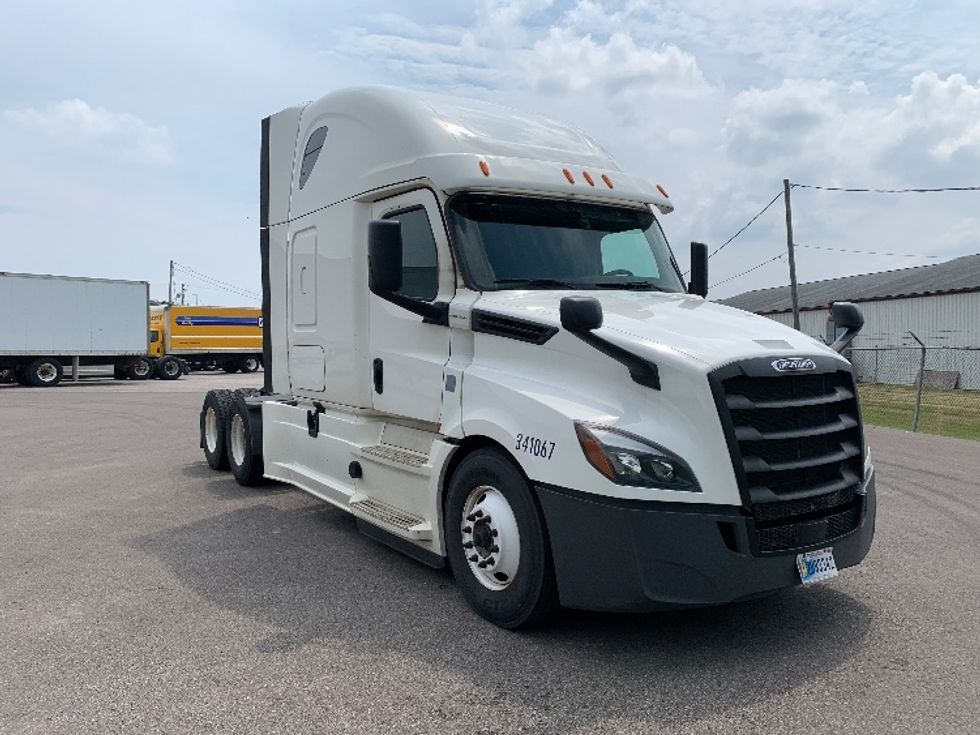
[385,208,439,301]
[299,126,328,189]
[600,230,661,277]
[150,330,160,343]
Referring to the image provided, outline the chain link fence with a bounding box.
[849,346,980,440]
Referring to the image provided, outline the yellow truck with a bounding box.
[150,305,263,377]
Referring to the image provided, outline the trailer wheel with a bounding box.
[444,448,559,629]
[222,360,239,374]
[0,368,14,384]
[155,355,183,380]
[127,357,153,380]
[239,356,260,373]
[25,358,64,387]
[226,394,264,486]
[200,389,234,470]
[113,364,128,380]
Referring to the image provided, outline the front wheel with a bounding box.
[444,449,559,629]
[239,356,260,373]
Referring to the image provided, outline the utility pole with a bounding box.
[168,259,175,304]
[783,179,801,330]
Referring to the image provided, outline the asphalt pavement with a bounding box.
[1,373,977,734]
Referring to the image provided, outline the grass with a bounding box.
[857,383,980,441]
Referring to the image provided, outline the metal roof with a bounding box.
[719,253,980,314]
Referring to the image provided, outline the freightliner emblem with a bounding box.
[771,357,817,372]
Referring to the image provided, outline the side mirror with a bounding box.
[560,295,603,332]
[688,241,708,297]
[829,301,864,353]
[368,219,402,294]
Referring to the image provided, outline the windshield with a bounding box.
[447,194,685,292]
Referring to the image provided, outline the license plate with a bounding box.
[796,548,839,585]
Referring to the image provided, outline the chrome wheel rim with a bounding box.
[230,414,247,468]
[36,362,58,383]
[134,360,150,377]
[461,485,520,590]
[163,360,180,377]
[204,407,219,453]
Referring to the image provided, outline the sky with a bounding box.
[2,0,980,303]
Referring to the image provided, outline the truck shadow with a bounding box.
[134,496,872,730]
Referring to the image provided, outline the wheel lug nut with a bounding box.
[466,514,476,522]
[463,541,473,549]
[490,545,499,553]
[491,529,498,537]
[462,526,472,533]
[477,560,488,568]
[468,555,478,562]
[482,515,491,522]
[474,510,484,518]
[485,557,495,566]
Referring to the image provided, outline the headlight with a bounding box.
[574,423,701,492]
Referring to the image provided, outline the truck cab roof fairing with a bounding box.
[285,87,673,220]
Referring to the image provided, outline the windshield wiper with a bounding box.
[492,278,581,289]
[592,281,665,291]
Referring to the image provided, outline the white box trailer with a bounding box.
[0,272,156,386]
[199,87,876,628]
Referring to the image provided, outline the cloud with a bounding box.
[526,29,709,99]
[2,99,174,165]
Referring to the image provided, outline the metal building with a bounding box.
[720,253,980,388]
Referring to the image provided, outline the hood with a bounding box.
[474,289,841,370]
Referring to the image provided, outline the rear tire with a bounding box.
[25,358,64,387]
[226,393,264,486]
[200,389,234,471]
[222,360,239,374]
[113,364,128,380]
[127,357,153,380]
[0,367,14,384]
[155,355,182,380]
[239,356,260,373]
[444,448,559,629]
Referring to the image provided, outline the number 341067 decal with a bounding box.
[515,433,556,459]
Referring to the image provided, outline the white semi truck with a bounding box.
[0,272,157,386]
[200,88,875,628]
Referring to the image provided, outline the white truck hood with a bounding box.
[474,289,839,370]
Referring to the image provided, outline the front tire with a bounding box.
[239,356,260,373]
[444,449,559,629]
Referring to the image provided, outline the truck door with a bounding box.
[369,190,453,424]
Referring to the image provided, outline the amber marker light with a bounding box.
[562,168,575,184]
[479,160,490,176]
[656,183,670,198]
[601,174,614,188]
[575,424,616,481]
[582,171,595,186]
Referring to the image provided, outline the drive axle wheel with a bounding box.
[226,394,264,486]
[445,448,559,629]
[200,389,233,470]
[155,355,182,380]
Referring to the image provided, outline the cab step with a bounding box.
[357,443,430,475]
[349,494,432,540]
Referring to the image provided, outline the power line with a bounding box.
[792,183,980,193]
[711,252,785,288]
[795,243,943,259]
[708,191,783,260]
[171,261,261,300]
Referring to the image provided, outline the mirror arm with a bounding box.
[568,328,661,390]
[830,328,858,354]
[373,287,450,326]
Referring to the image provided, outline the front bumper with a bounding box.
[536,469,876,612]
